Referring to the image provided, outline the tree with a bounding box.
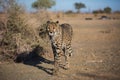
[104,7,112,14]
[32,0,55,10]
[0,0,10,13]
[0,0,23,13]
[74,2,86,13]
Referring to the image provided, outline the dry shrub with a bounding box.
[35,11,50,24]
[0,2,51,62]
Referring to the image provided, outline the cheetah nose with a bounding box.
[50,32,52,33]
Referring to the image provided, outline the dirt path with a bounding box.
[0,19,120,80]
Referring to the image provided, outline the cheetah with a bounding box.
[46,21,73,75]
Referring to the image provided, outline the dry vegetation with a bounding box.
[0,9,52,62]
[0,12,120,80]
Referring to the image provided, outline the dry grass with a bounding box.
[0,13,120,80]
[0,11,52,61]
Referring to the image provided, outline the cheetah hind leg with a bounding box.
[68,46,73,57]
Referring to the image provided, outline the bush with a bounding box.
[104,7,112,14]
[65,10,74,14]
[0,1,50,62]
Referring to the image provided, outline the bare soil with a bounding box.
[0,17,120,80]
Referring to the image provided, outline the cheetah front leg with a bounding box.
[64,50,70,70]
[53,47,62,75]
[64,44,72,70]
[64,57,70,70]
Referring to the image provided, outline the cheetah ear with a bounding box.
[47,21,50,24]
[56,21,59,24]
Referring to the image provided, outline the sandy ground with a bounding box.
[0,17,120,80]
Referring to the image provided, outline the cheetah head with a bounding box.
[46,21,59,37]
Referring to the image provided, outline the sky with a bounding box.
[18,0,120,12]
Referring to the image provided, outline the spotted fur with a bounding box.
[46,21,73,75]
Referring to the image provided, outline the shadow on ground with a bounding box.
[14,45,54,75]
